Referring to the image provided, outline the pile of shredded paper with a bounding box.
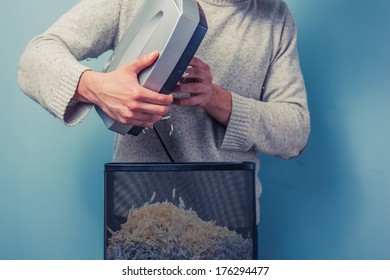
[106,202,253,260]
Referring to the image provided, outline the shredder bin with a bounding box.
[104,162,257,260]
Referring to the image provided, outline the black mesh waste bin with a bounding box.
[104,162,257,260]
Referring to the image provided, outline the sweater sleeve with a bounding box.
[17,0,124,125]
[219,3,310,159]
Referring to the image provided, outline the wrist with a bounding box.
[204,84,232,126]
[74,69,96,104]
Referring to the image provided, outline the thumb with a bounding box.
[131,51,159,75]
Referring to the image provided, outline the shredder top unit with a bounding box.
[95,0,208,136]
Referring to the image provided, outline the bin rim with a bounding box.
[104,162,255,172]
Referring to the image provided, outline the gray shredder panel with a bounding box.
[95,0,208,135]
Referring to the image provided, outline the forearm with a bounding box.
[17,34,92,124]
[17,0,123,124]
[200,81,309,159]
[220,91,310,159]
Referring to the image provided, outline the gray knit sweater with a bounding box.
[17,0,310,221]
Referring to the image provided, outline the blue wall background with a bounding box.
[1,0,389,259]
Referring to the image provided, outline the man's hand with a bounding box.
[74,51,173,128]
[173,56,232,126]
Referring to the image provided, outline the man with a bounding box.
[18,0,310,223]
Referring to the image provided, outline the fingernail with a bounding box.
[149,51,158,58]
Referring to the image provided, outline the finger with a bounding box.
[114,110,163,128]
[129,112,165,128]
[100,94,170,123]
[173,82,204,94]
[130,112,162,124]
[179,76,199,85]
[181,65,211,84]
[189,56,209,70]
[131,101,171,116]
[135,89,174,106]
[129,51,159,75]
[122,118,156,129]
[180,67,203,83]
[173,95,203,107]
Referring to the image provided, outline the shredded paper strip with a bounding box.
[107,202,253,260]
